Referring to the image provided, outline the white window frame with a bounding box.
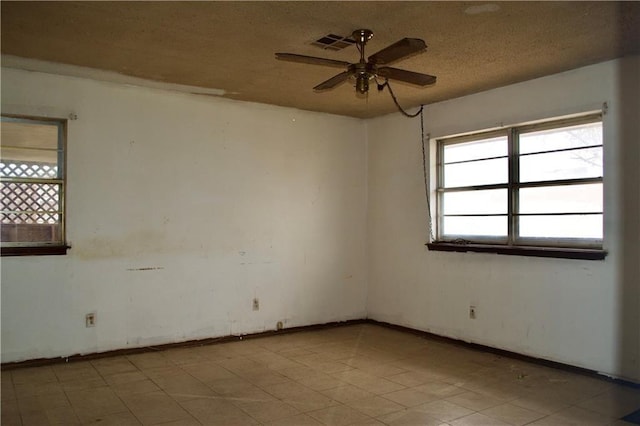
[435,113,603,250]
[1,115,68,256]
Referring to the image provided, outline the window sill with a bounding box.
[1,245,70,257]
[426,242,607,260]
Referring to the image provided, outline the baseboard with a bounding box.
[0,318,368,371]
[2,317,639,388]
[368,319,640,388]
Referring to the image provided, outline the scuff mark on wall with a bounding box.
[126,267,164,271]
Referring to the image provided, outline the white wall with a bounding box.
[3,57,639,383]
[1,68,368,362]
[367,56,640,381]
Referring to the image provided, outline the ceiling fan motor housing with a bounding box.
[349,62,377,94]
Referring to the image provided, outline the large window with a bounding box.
[1,116,67,255]
[435,114,603,255]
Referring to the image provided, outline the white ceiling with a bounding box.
[2,1,639,118]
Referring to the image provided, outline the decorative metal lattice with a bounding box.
[1,161,58,179]
[1,161,61,225]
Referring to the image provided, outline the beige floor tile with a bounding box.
[308,404,373,426]
[206,376,275,401]
[111,379,161,397]
[61,377,109,393]
[263,413,325,425]
[17,391,70,412]
[104,370,147,386]
[526,406,615,426]
[414,381,467,398]
[387,371,437,387]
[451,412,510,425]
[181,362,237,383]
[53,362,102,383]
[120,390,193,425]
[180,396,259,425]
[126,352,174,371]
[445,390,503,411]
[14,381,64,398]
[4,324,638,426]
[21,405,81,425]
[297,372,347,391]
[233,398,300,422]
[509,394,571,415]
[346,395,405,417]
[91,357,138,376]
[377,408,445,425]
[333,370,406,395]
[66,386,128,423]
[11,366,58,385]
[480,402,546,425]
[1,399,22,426]
[575,386,640,418]
[383,388,441,407]
[348,420,388,426]
[263,381,337,411]
[414,399,474,422]
[148,370,216,401]
[82,410,142,425]
[161,347,208,366]
[320,384,376,403]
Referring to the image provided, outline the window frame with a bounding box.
[1,114,69,256]
[432,113,605,258]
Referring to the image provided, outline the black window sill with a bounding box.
[1,245,70,257]
[426,242,607,260]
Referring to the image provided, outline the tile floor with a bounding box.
[2,323,640,425]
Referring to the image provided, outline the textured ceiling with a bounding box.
[2,1,639,118]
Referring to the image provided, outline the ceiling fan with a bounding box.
[276,29,436,95]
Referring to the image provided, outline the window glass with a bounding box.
[1,117,65,248]
[444,158,508,187]
[443,189,507,215]
[519,183,602,214]
[444,135,507,163]
[520,122,602,154]
[519,147,603,182]
[518,214,602,239]
[436,114,603,250]
[443,216,507,237]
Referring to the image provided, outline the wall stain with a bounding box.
[126,267,164,271]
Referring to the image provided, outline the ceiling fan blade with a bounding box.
[377,67,437,86]
[368,38,427,65]
[275,53,351,68]
[313,71,351,91]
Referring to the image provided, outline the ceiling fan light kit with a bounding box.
[276,29,437,96]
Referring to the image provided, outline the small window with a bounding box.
[1,116,68,256]
[435,115,603,252]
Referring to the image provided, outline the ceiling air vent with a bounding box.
[311,33,356,51]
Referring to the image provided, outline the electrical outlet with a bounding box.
[276,321,283,330]
[252,298,259,311]
[469,305,477,319]
[85,312,96,327]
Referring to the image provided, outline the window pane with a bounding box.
[519,214,602,239]
[443,216,507,237]
[1,121,59,150]
[443,189,507,215]
[519,147,602,182]
[520,121,602,154]
[520,183,602,214]
[0,147,59,167]
[444,135,508,163]
[444,158,508,187]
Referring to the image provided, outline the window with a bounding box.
[433,114,604,258]
[1,115,68,256]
